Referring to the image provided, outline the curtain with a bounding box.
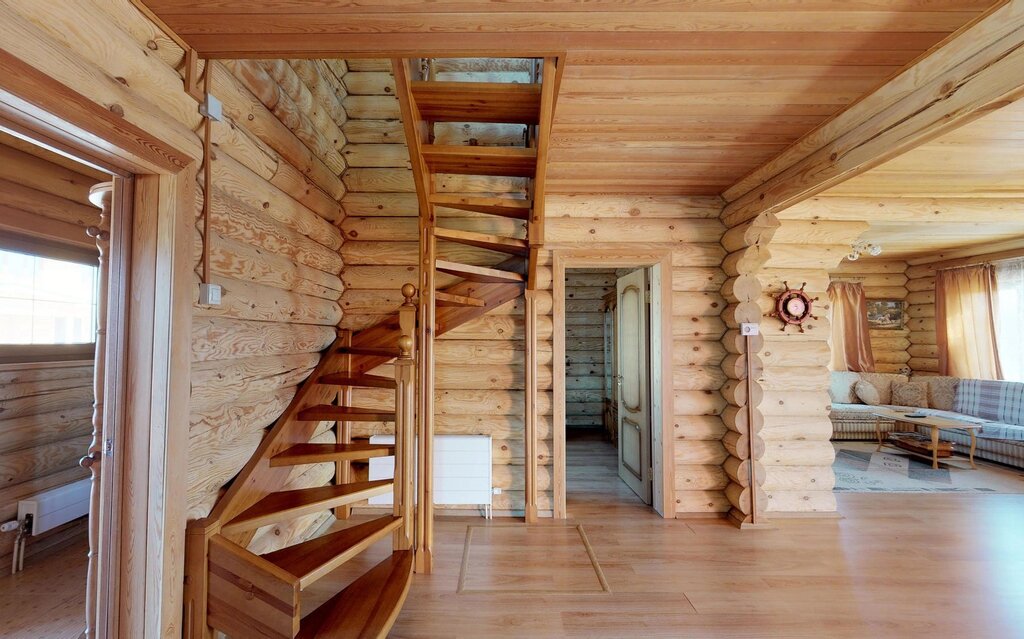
[828,281,875,372]
[936,265,1002,380]
[995,258,1024,382]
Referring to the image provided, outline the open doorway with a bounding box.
[0,131,116,638]
[563,267,658,512]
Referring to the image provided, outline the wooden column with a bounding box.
[81,181,112,639]
[334,330,353,519]
[524,289,539,523]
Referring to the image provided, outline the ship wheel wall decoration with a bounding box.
[767,281,819,333]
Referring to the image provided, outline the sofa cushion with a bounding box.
[829,403,885,422]
[955,380,1024,426]
[858,372,908,405]
[892,381,929,408]
[829,371,862,404]
[854,380,881,405]
[924,376,960,412]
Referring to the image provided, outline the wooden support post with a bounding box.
[416,233,436,574]
[524,289,539,523]
[334,330,353,520]
[81,182,112,639]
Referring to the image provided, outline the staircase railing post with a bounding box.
[394,285,417,550]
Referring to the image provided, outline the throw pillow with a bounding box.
[854,380,881,405]
[892,381,929,408]
[859,372,908,405]
[926,377,960,412]
[829,371,862,404]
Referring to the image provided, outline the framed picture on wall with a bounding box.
[866,299,904,330]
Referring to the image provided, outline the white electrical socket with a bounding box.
[740,322,760,336]
[199,283,222,306]
[492,487,502,495]
[0,520,19,533]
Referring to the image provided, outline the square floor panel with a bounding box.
[458,524,610,594]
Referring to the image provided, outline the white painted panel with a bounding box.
[368,435,492,508]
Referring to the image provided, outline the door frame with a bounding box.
[0,52,195,637]
[552,249,675,518]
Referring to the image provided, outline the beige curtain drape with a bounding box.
[936,265,1003,379]
[828,281,875,372]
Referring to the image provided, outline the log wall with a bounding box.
[906,261,940,375]
[0,138,103,564]
[829,259,911,374]
[565,270,615,430]
[755,219,870,514]
[1,1,352,552]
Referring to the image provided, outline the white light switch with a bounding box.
[199,283,222,306]
[740,323,760,336]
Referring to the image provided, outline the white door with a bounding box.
[615,269,651,503]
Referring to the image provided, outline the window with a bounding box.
[996,258,1024,382]
[0,248,98,345]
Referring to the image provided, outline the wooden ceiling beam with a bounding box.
[781,195,1024,224]
[720,0,1024,228]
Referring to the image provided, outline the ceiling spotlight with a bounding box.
[868,244,883,257]
[846,241,881,262]
[847,251,861,261]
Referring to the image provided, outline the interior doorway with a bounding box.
[562,265,660,513]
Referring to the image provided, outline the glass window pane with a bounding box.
[0,249,98,345]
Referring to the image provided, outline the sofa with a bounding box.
[829,371,1024,469]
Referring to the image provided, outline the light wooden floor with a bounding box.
[306,435,1024,638]
[0,536,85,639]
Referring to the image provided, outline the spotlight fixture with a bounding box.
[847,241,882,261]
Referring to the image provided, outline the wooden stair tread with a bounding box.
[297,550,414,639]
[262,516,403,589]
[434,291,485,307]
[429,194,531,220]
[298,405,397,422]
[434,227,529,256]
[223,481,393,535]
[270,443,395,467]
[422,145,537,177]
[411,81,541,124]
[339,345,401,358]
[435,259,525,284]
[319,373,397,389]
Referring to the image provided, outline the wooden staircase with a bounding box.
[392,56,560,552]
[183,56,560,638]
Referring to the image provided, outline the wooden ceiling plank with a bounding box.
[721,0,1024,227]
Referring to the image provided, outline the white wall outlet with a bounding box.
[201,93,223,121]
[199,283,222,306]
[492,487,502,495]
[740,322,760,336]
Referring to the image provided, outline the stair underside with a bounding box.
[422,145,537,177]
[297,550,414,639]
[434,290,485,307]
[271,443,395,466]
[223,480,393,535]
[430,194,531,219]
[319,373,397,389]
[434,227,529,256]
[263,515,403,589]
[299,405,396,422]
[435,259,525,284]
[411,81,541,124]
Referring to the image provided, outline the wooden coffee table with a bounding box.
[871,408,980,470]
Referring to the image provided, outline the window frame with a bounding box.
[0,235,100,363]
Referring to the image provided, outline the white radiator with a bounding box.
[18,478,90,535]
[368,434,492,516]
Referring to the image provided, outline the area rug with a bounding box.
[833,442,1024,493]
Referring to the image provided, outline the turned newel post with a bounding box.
[82,181,112,639]
[394,285,417,551]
